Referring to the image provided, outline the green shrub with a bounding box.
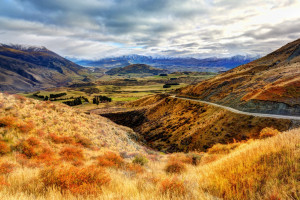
[132,155,149,166]
[189,153,202,166]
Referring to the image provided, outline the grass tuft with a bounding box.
[259,127,281,139]
[0,141,10,155]
[59,147,84,162]
[160,177,186,196]
[97,151,124,168]
[132,154,149,166]
[165,161,186,174]
[40,165,111,196]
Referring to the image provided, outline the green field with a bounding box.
[21,72,214,112]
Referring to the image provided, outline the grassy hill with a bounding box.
[0,93,299,199]
[101,94,292,152]
[0,44,85,92]
[178,38,300,116]
[106,64,168,76]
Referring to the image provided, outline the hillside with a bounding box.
[100,94,292,152]
[105,64,168,75]
[178,38,300,115]
[0,92,299,199]
[0,44,84,92]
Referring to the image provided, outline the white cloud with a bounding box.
[0,0,299,59]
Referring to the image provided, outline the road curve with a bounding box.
[170,96,300,121]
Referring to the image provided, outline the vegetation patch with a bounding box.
[160,177,186,197]
[259,127,281,139]
[132,154,149,166]
[97,151,124,168]
[59,147,84,162]
[165,161,186,174]
[40,165,111,196]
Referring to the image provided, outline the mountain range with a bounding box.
[72,54,259,72]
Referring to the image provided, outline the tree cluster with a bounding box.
[92,95,112,105]
[33,93,45,99]
[50,93,67,98]
[63,98,82,106]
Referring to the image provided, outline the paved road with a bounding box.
[171,96,300,121]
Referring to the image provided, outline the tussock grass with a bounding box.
[199,128,300,199]
[0,92,298,199]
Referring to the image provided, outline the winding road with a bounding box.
[171,96,300,121]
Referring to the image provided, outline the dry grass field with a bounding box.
[0,93,299,199]
[102,94,292,152]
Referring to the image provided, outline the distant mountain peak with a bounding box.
[0,43,48,52]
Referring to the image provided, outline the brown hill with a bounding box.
[0,44,85,92]
[101,94,292,152]
[178,38,300,115]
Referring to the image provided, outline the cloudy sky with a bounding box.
[0,0,300,59]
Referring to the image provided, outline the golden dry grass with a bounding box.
[124,95,291,152]
[0,92,299,199]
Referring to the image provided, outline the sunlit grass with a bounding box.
[0,93,298,199]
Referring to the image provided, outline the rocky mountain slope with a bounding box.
[0,44,84,92]
[178,38,300,115]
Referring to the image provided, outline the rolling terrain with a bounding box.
[0,92,299,200]
[178,38,300,116]
[1,1,299,199]
[0,40,298,199]
[100,94,293,152]
[96,39,300,153]
[0,44,84,92]
[0,34,299,200]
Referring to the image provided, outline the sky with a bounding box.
[0,0,300,60]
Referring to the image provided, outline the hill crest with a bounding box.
[178,38,300,116]
[0,44,84,92]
